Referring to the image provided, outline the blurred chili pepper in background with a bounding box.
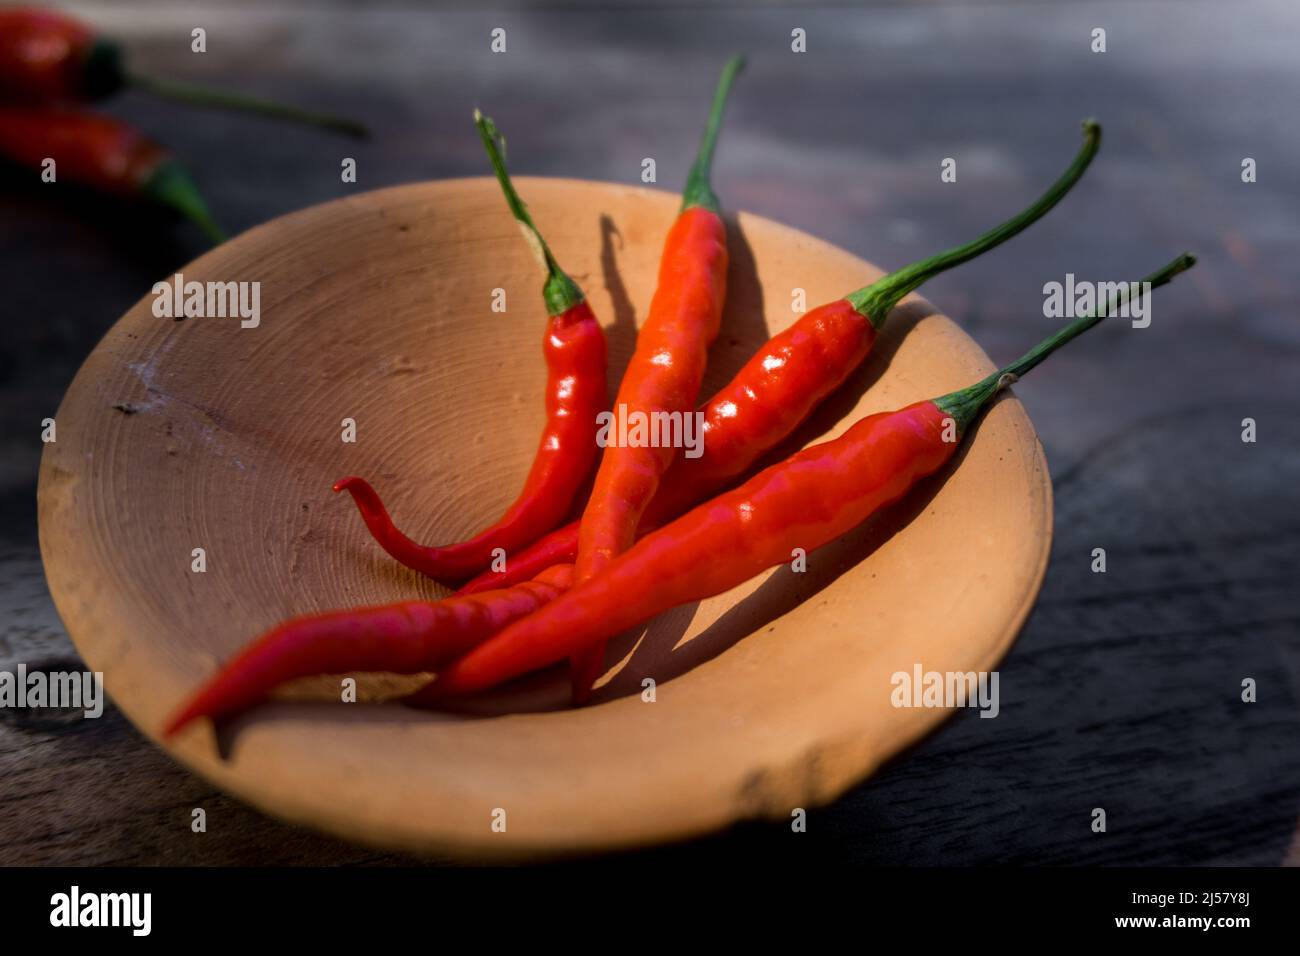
[0,7,367,137]
[0,107,224,244]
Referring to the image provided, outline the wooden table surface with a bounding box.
[2,0,1298,866]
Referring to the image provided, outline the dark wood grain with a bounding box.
[2,0,1298,865]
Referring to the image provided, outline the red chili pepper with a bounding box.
[334,113,607,583]
[566,56,745,701]
[0,7,93,102]
[0,107,224,243]
[0,7,366,136]
[459,120,1102,600]
[412,254,1196,701]
[162,564,574,737]
[456,522,582,596]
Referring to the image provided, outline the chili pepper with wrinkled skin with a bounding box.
[333,113,607,583]
[162,564,574,737]
[410,254,1196,702]
[458,121,1103,599]
[0,107,224,243]
[0,8,366,137]
[567,55,745,702]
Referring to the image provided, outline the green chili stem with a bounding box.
[934,253,1197,432]
[847,119,1103,328]
[473,110,584,316]
[680,54,746,214]
[127,72,369,139]
[143,161,227,246]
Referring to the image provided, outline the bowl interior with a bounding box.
[38,178,1051,858]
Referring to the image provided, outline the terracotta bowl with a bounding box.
[38,178,1052,859]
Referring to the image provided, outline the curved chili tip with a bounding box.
[333,475,390,525]
[332,475,367,497]
[333,476,436,573]
[333,476,508,583]
[164,671,248,738]
[163,700,206,739]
